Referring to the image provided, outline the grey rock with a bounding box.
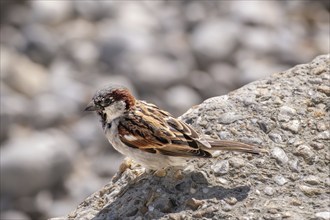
[217,177,229,185]
[209,63,239,94]
[230,1,283,25]
[315,131,330,140]
[281,120,300,133]
[274,175,288,186]
[264,186,275,196]
[218,131,232,140]
[303,175,320,185]
[31,1,73,24]
[0,210,31,220]
[191,20,239,60]
[0,84,31,141]
[299,185,321,197]
[164,85,201,115]
[257,119,275,134]
[289,158,300,172]
[134,55,188,87]
[211,160,230,175]
[68,40,99,65]
[1,47,48,97]
[316,122,328,132]
[268,133,283,143]
[22,24,59,64]
[225,197,237,205]
[73,1,115,20]
[229,157,245,168]
[310,141,325,150]
[315,212,330,220]
[294,144,315,164]
[278,106,297,122]
[271,147,289,165]
[55,55,330,220]
[308,77,323,84]
[221,202,233,212]
[217,112,243,124]
[0,129,78,196]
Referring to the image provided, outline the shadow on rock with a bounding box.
[92,169,251,219]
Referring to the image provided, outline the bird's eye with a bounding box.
[102,97,112,106]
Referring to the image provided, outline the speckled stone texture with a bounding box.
[59,54,329,220]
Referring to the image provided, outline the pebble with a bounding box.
[264,186,275,196]
[0,130,78,196]
[308,77,323,84]
[168,213,183,220]
[218,131,232,140]
[191,172,208,184]
[281,120,301,133]
[278,106,296,122]
[164,85,202,114]
[186,198,203,210]
[154,197,174,213]
[310,141,325,150]
[271,147,289,165]
[290,198,302,206]
[274,175,288,186]
[222,202,233,212]
[316,122,328,132]
[217,112,243,124]
[225,197,237,205]
[190,188,197,194]
[202,188,209,194]
[3,49,48,97]
[289,158,300,172]
[230,1,282,25]
[325,178,330,187]
[299,185,321,196]
[217,178,229,185]
[174,170,184,180]
[268,133,283,143]
[257,120,275,134]
[229,157,245,168]
[211,160,230,175]
[135,55,188,87]
[191,19,239,60]
[315,131,330,140]
[317,85,330,96]
[31,1,72,24]
[315,212,330,220]
[303,175,320,185]
[0,210,31,220]
[294,145,315,164]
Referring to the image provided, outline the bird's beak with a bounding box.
[84,101,102,111]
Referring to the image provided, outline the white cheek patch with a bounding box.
[123,135,138,141]
[104,101,126,123]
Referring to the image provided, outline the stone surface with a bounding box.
[58,55,329,220]
[1,1,328,219]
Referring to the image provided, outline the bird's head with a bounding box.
[85,85,135,124]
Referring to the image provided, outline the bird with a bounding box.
[85,85,265,171]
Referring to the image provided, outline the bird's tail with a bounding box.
[205,139,267,155]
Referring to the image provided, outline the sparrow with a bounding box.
[85,85,265,170]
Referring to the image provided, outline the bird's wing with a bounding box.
[117,101,212,158]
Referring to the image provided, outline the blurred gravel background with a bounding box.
[0,1,328,219]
